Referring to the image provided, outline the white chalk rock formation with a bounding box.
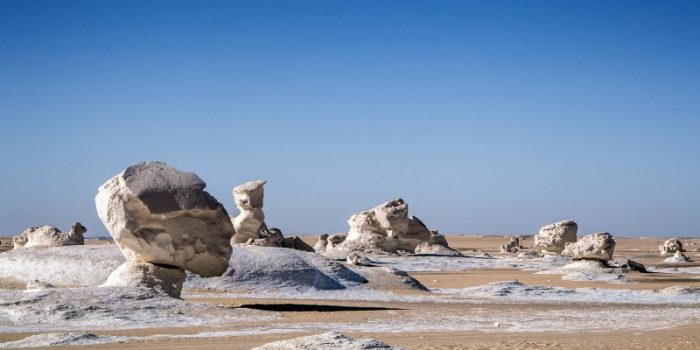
[12,222,86,249]
[95,162,234,277]
[414,240,463,256]
[95,162,235,298]
[102,261,186,298]
[659,238,684,255]
[325,199,458,258]
[231,180,267,244]
[500,237,521,253]
[534,219,578,253]
[664,251,692,264]
[229,180,314,252]
[562,232,616,261]
[346,251,373,266]
[314,234,330,252]
[252,331,401,350]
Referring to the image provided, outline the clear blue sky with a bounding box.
[1,1,699,237]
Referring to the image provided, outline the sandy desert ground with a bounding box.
[1,235,699,349]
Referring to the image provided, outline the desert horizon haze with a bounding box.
[1,0,699,237]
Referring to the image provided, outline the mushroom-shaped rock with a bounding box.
[231,180,267,244]
[500,237,521,253]
[326,198,456,257]
[659,238,684,255]
[562,232,616,261]
[534,219,578,253]
[12,222,86,249]
[95,161,234,278]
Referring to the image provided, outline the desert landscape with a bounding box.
[0,162,699,350]
[2,2,699,349]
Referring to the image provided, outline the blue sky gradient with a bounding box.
[1,0,699,237]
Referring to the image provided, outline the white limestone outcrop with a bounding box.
[562,232,616,262]
[229,180,314,252]
[500,237,521,253]
[231,180,267,244]
[534,219,578,253]
[659,238,684,255]
[346,251,373,266]
[323,198,459,258]
[664,251,692,264]
[95,161,235,297]
[12,223,86,249]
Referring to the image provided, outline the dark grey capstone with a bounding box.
[123,162,221,214]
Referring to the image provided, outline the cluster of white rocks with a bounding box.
[95,161,235,298]
[316,198,461,259]
[12,222,86,249]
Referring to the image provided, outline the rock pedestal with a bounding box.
[534,219,578,254]
[95,161,235,297]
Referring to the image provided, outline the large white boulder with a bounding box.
[325,198,457,257]
[95,162,234,278]
[12,223,86,249]
[562,232,616,261]
[659,238,684,255]
[231,180,267,244]
[534,219,578,253]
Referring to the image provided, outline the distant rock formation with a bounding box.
[252,331,401,350]
[534,219,578,254]
[321,198,461,258]
[562,232,616,262]
[314,233,347,253]
[229,180,314,252]
[500,237,521,253]
[95,161,235,297]
[12,222,86,249]
[230,180,267,244]
[659,238,684,255]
